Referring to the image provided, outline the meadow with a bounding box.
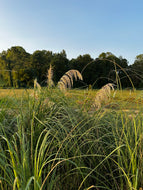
[0,87,143,190]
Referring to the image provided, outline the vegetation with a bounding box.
[0,46,143,89]
[0,86,142,190]
[0,47,143,189]
[58,69,83,90]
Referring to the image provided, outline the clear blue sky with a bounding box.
[0,0,143,65]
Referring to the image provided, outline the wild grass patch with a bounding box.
[0,88,142,189]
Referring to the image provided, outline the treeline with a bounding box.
[0,46,143,89]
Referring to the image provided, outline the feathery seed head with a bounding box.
[58,69,83,91]
[93,83,115,109]
[47,64,54,88]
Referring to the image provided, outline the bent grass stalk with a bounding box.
[78,145,125,190]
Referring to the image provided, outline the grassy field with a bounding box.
[0,89,33,97]
[0,88,142,190]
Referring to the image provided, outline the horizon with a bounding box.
[0,45,139,65]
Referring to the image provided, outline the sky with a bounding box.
[0,0,143,65]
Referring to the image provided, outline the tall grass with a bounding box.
[0,88,142,189]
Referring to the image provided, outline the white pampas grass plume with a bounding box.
[47,64,54,88]
[93,83,115,109]
[58,69,83,90]
[33,78,41,98]
[34,78,41,91]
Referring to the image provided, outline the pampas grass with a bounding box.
[34,78,41,91]
[0,58,142,189]
[31,78,41,98]
[0,87,142,189]
[47,64,54,88]
[58,69,83,90]
[93,83,115,109]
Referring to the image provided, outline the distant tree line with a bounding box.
[0,46,142,89]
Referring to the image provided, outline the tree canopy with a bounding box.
[0,46,142,89]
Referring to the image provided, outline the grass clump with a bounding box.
[0,88,142,189]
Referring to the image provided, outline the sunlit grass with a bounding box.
[0,88,142,189]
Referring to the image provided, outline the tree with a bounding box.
[97,52,129,88]
[0,50,14,87]
[31,50,53,85]
[69,54,93,72]
[51,50,69,83]
[129,54,143,88]
[0,46,33,87]
[7,46,32,87]
[0,47,134,89]
[69,54,94,87]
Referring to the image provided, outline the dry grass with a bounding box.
[0,88,33,98]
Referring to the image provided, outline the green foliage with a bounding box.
[0,89,142,189]
[129,54,143,88]
[0,47,143,88]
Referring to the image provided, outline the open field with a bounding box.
[0,88,143,190]
[0,88,33,98]
[65,89,143,109]
[0,88,142,108]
